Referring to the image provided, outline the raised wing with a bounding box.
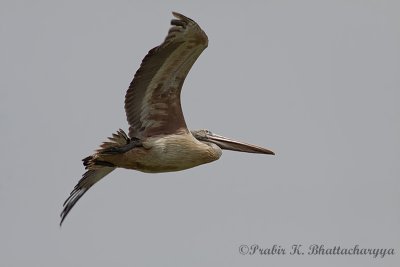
[124,12,208,139]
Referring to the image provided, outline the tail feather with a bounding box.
[60,129,132,226]
[97,129,131,153]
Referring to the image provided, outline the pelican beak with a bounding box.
[204,132,275,155]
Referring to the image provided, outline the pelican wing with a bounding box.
[60,166,115,226]
[125,12,208,139]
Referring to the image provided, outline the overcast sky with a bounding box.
[1,1,399,266]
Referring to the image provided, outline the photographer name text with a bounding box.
[238,244,395,258]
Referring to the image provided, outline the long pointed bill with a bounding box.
[205,133,275,155]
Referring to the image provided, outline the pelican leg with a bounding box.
[98,138,142,155]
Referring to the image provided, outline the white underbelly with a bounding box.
[135,134,220,173]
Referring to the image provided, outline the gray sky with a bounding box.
[1,1,399,266]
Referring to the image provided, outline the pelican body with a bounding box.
[103,132,221,173]
[61,12,274,225]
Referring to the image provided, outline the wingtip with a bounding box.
[171,11,193,22]
[60,209,67,227]
[171,11,182,17]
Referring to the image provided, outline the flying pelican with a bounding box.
[60,12,274,225]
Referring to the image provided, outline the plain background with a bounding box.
[1,1,399,266]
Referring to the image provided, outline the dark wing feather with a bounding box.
[60,166,115,226]
[124,12,208,138]
[60,129,131,226]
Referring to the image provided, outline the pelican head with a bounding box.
[191,129,275,155]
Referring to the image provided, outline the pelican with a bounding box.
[60,12,274,225]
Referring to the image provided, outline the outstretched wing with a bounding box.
[60,166,115,226]
[124,12,208,139]
[60,129,131,226]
